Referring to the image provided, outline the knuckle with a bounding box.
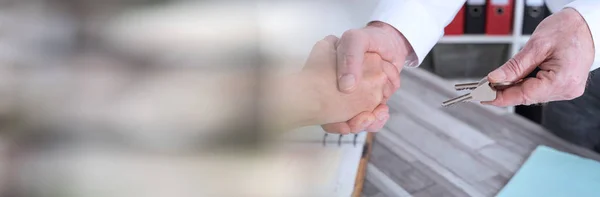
[342,29,363,39]
[324,34,339,42]
[504,58,524,77]
[312,40,332,51]
[314,39,329,48]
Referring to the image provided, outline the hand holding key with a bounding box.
[442,79,522,107]
[483,8,595,107]
[446,8,596,107]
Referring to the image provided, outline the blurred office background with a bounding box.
[0,0,382,196]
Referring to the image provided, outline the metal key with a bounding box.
[454,82,481,91]
[455,79,523,91]
[442,81,499,107]
[444,78,524,107]
[454,78,487,91]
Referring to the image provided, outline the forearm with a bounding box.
[260,73,323,131]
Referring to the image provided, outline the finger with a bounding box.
[488,40,550,83]
[322,122,351,135]
[346,111,376,134]
[483,71,553,106]
[373,104,390,121]
[382,61,401,90]
[366,104,390,132]
[336,28,400,93]
[304,35,339,70]
[323,35,340,46]
[482,85,525,107]
[366,115,389,133]
[382,82,395,102]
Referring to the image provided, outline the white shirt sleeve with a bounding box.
[563,0,600,71]
[369,0,466,67]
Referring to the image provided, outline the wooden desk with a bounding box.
[352,133,374,197]
[361,68,600,197]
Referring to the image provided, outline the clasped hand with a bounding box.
[300,36,392,133]
[266,35,393,132]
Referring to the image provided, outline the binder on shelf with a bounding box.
[485,0,514,35]
[465,0,487,34]
[444,4,466,35]
[523,0,547,35]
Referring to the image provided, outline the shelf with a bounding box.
[520,35,531,43]
[438,35,514,44]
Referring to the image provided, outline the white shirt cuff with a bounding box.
[565,0,600,71]
[369,0,444,68]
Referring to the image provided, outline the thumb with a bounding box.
[336,29,368,93]
[488,42,548,83]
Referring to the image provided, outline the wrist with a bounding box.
[289,73,324,127]
[563,8,595,63]
[265,73,322,129]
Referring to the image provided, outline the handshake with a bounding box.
[268,8,597,135]
[265,22,412,134]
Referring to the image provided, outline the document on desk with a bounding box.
[278,126,368,197]
[496,145,600,197]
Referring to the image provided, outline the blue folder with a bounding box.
[496,146,600,197]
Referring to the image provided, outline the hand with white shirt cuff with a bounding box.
[484,8,595,106]
[320,21,413,134]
